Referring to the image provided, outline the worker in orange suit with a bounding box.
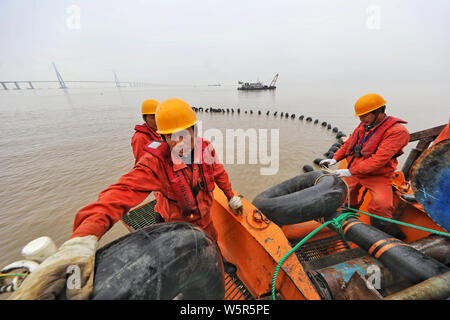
[131,99,165,217]
[131,99,161,164]
[73,97,242,240]
[320,93,410,231]
[10,98,242,300]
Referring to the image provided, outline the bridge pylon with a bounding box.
[113,69,121,88]
[52,62,67,89]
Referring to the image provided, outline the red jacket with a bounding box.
[71,138,235,240]
[131,124,161,164]
[333,115,410,176]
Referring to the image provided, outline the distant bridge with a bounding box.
[0,80,146,90]
[0,63,146,90]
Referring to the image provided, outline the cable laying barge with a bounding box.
[238,74,278,91]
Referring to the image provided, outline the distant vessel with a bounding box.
[208,83,221,87]
[238,73,278,90]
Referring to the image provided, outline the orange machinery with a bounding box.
[210,122,449,300]
[121,122,449,300]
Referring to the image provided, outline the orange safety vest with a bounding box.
[144,137,216,217]
[345,116,408,160]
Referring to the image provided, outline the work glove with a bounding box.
[319,159,337,167]
[332,169,352,178]
[9,235,98,300]
[228,195,243,215]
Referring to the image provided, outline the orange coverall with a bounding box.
[333,116,410,218]
[71,139,234,241]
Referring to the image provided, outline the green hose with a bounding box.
[271,211,358,300]
[271,207,450,300]
[343,206,450,238]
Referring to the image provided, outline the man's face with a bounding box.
[359,112,378,127]
[144,114,157,131]
[163,127,195,157]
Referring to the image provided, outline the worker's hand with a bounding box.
[9,235,98,300]
[332,169,352,178]
[228,195,243,215]
[319,159,337,167]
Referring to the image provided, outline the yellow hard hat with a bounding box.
[156,98,199,134]
[354,93,387,117]
[141,99,160,115]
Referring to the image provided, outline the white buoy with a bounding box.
[21,236,57,262]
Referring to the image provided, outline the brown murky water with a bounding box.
[0,83,447,267]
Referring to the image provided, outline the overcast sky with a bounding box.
[1,0,449,86]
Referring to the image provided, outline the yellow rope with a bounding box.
[0,273,28,278]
